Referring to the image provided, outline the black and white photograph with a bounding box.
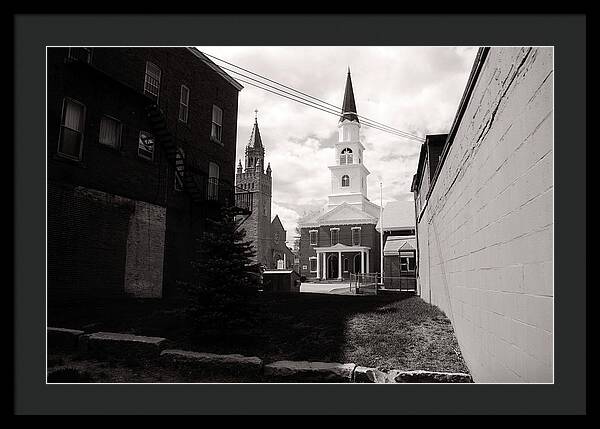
[14,13,586,415]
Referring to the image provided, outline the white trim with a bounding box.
[351,226,361,246]
[178,84,189,123]
[144,61,161,101]
[315,244,371,253]
[309,229,318,246]
[329,227,340,246]
[211,104,223,144]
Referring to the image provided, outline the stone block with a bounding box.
[85,332,167,359]
[160,349,263,375]
[47,327,85,352]
[353,366,392,383]
[388,370,473,383]
[264,360,356,383]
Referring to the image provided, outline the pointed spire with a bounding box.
[237,159,243,174]
[266,162,272,175]
[248,109,263,148]
[340,68,359,123]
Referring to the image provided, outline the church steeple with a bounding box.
[248,109,263,149]
[244,109,265,172]
[340,68,359,123]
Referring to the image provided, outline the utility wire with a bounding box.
[223,66,423,142]
[203,51,422,141]
[201,51,425,142]
[211,55,423,142]
[231,74,423,142]
[223,70,422,142]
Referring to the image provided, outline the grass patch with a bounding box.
[48,292,468,375]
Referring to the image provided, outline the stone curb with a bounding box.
[81,331,168,360]
[160,349,263,375]
[47,327,85,352]
[389,369,473,383]
[47,327,472,382]
[264,360,356,383]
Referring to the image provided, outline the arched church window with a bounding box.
[342,175,350,187]
[340,148,353,165]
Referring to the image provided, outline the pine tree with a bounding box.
[186,205,262,329]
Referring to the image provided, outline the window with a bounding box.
[341,175,350,187]
[138,131,155,161]
[309,230,318,246]
[351,227,361,246]
[179,85,189,123]
[211,105,223,143]
[68,47,92,63]
[144,61,161,101]
[174,148,185,191]
[208,162,220,200]
[98,115,121,149]
[340,147,353,165]
[58,98,85,160]
[309,257,317,273]
[343,258,349,272]
[330,228,339,246]
[400,255,416,272]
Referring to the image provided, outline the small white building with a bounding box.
[376,200,417,290]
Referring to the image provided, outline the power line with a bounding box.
[208,53,424,142]
[203,51,423,141]
[217,62,421,141]
[231,75,424,142]
[223,68,423,142]
[201,51,425,143]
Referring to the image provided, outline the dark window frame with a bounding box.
[57,97,86,161]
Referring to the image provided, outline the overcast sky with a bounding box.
[197,46,478,245]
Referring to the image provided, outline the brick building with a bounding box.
[235,115,295,269]
[271,215,295,269]
[298,70,381,280]
[411,47,553,382]
[47,47,251,302]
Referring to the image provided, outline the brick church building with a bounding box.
[298,70,381,280]
[235,113,295,270]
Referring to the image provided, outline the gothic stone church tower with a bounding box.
[298,69,381,280]
[235,113,273,267]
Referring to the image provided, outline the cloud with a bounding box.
[198,46,478,239]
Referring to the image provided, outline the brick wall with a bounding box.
[236,171,272,267]
[299,223,380,278]
[47,48,240,299]
[415,47,553,382]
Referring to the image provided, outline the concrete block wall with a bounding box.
[417,47,553,382]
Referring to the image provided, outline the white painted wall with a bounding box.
[416,47,553,383]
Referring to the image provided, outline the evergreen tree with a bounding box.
[186,205,262,329]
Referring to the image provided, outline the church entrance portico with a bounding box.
[315,244,370,280]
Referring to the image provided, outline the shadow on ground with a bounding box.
[48,291,468,374]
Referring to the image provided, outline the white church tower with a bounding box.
[327,69,380,218]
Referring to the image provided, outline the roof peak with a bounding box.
[247,111,263,149]
[340,69,359,123]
